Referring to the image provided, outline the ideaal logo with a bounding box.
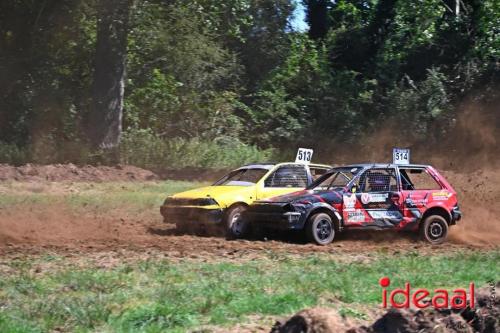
[379,277,475,309]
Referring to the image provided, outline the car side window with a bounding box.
[357,168,398,192]
[309,167,328,181]
[264,165,308,188]
[400,168,442,190]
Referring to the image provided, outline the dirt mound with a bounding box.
[271,308,350,333]
[272,285,499,333]
[0,163,158,182]
[156,167,228,181]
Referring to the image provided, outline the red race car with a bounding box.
[243,163,462,245]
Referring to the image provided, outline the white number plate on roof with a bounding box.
[393,148,410,165]
[295,148,313,164]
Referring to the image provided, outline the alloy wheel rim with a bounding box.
[316,219,333,240]
[429,221,443,239]
[231,212,243,235]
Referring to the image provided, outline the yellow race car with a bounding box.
[160,162,330,237]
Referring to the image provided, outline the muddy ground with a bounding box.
[0,164,498,333]
[0,163,158,182]
[0,164,498,258]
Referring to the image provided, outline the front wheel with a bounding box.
[306,213,336,245]
[225,205,249,239]
[420,215,449,244]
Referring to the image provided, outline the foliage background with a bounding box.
[0,0,498,168]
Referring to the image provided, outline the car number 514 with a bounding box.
[393,148,410,165]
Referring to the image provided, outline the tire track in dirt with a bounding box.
[0,205,487,258]
[0,166,498,255]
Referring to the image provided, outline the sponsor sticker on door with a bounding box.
[361,193,371,204]
[347,210,365,223]
[432,191,451,200]
[369,193,388,203]
[369,211,402,220]
[343,193,357,209]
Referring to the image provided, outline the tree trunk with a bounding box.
[368,0,397,48]
[305,0,329,40]
[88,0,131,149]
[442,0,461,17]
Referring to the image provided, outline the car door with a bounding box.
[256,164,308,200]
[399,167,446,223]
[343,167,403,227]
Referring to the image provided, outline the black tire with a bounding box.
[225,205,249,239]
[420,215,449,244]
[306,213,336,245]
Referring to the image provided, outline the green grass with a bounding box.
[0,250,498,332]
[0,181,498,331]
[0,135,274,169]
[0,180,205,212]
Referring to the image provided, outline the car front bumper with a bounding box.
[243,203,305,230]
[160,205,224,225]
[451,205,462,224]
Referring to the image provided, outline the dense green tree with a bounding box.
[125,0,243,140]
[214,0,295,90]
[0,0,498,167]
[0,0,95,162]
[304,0,330,39]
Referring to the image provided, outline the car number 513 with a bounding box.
[296,148,313,164]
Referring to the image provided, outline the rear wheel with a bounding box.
[306,213,336,245]
[225,205,249,239]
[420,215,448,244]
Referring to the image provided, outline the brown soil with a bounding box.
[271,308,351,332]
[0,164,498,333]
[0,164,498,256]
[0,163,158,182]
[272,285,499,333]
[1,206,475,258]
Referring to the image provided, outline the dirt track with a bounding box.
[0,165,498,257]
[0,163,158,182]
[0,216,481,259]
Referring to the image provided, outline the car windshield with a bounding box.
[309,167,360,190]
[213,168,268,186]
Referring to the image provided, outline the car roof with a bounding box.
[237,164,275,170]
[238,162,331,170]
[341,163,431,169]
[275,162,331,168]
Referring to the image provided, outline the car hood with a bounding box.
[173,185,250,198]
[262,189,345,205]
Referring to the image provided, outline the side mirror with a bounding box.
[351,184,358,193]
